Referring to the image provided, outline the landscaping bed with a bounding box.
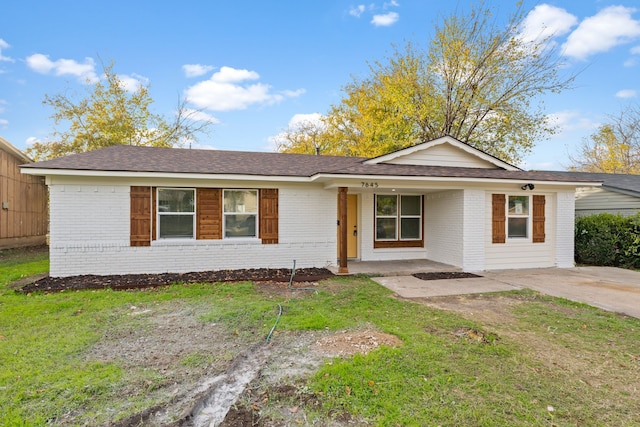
[18,267,335,293]
[412,271,482,280]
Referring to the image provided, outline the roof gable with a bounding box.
[363,135,520,170]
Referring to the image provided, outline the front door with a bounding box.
[337,194,358,258]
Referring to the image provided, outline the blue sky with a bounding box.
[1,0,640,170]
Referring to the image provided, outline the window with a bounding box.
[224,190,258,238]
[507,195,529,238]
[375,194,422,241]
[157,188,195,238]
[492,193,545,244]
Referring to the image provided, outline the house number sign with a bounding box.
[361,182,379,188]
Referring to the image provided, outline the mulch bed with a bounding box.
[17,267,335,293]
[412,272,482,281]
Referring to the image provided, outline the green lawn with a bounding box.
[1,248,639,426]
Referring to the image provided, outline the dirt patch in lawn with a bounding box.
[45,272,400,427]
[414,292,640,399]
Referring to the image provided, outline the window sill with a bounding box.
[374,240,424,249]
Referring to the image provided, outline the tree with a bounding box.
[27,62,210,161]
[569,104,640,173]
[273,115,338,155]
[279,4,575,163]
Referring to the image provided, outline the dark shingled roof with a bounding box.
[21,145,366,177]
[549,171,640,195]
[21,145,602,184]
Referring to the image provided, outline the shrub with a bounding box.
[575,213,640,269]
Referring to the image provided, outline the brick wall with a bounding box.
[48,182,337,277]
[484,190,556,270]
[462,189,486,271]
[425,190,464,267]
[555,191,575,268]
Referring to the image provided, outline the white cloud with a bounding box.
[349,5,366,17]
[625,58,638,67]
[287,113,324,129]
[116,73,149,93]
[632,46,640,54]
[563,6,640,60]
[518,4,577,44]
[282,88,306,98]
[0,39,14,62]
[26,53,98,83]
[616,89,637,98]
[183,64,215,78]
[26,136,40,147]
[181,108,220,124]
[267,113,325,151]
[371,11,399,27]
[185,66,304,111]
[547,110,600,135]
[212,66,260,83]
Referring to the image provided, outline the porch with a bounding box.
[328,258,460,276]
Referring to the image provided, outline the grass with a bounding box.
[1,248,640,426]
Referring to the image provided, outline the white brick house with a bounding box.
[21,136,600,277]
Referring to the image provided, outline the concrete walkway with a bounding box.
[342,261,640,318]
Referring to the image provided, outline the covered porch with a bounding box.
[328,258,460,276]
[333,184,484,274]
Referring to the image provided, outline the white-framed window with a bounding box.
[375,194,422,241]
[507,195,529,239]
[223,189,258,238]
[157,188,195,239]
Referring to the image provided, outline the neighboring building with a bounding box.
[0,136,48,249]
[21,136,600,277]
[552,172,640,217]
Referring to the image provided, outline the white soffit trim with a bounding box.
[21,167,603,189]
[313,173,602,188]
[363,135,521,171]
[19,168,315,183]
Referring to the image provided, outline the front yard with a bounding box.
[1,247,639,426]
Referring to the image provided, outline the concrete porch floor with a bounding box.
[327,259,460,276]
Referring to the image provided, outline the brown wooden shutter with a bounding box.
[151,187,157,241]
[259,189,279,244]
[130,186,151,246]
[197,188,222,239]
[532,195,546,243]
[492,194,506,244]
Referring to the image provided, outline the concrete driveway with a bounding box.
[373,266,640,318]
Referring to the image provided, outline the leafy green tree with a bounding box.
[27,62,210,160]
[280,4,575,163]
[570,104,640,173]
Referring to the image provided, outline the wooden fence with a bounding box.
[0,141,48,249]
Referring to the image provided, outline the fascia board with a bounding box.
[311,172,603,188]
[19,168,314,183]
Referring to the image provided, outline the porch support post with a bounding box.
[338,187,349,273]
